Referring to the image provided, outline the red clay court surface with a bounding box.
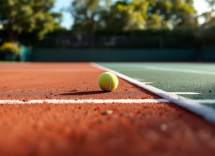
[0,63,215,156]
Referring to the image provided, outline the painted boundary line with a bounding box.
[92,63,215,125]
[0,99,169,104]
[169,92,200,95]
[193,100,215,104]
[144,66,215,75]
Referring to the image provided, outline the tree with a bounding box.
[0,0,62,41]
[206,0,215,9]
[97,0,150,32]
[97,0,198,32]
[70,0,198,34]
[69,0,111,36]
[147,0,198,29]
[200,0,215,28]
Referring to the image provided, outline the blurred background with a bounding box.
[1,0,215,62]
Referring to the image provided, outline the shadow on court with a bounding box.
[59,91,107,96]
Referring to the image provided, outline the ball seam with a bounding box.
[103,74,112,91]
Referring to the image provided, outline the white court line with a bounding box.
[0,99,170,104]
[142,82,153,84]
[192,100,215,104]
[133,78,145,81]
[169,92,200,95]
[144,66,215,75]
[92,63,215,125]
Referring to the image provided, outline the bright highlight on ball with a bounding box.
[98,72,118,92]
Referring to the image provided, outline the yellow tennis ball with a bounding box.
[98,72,119,92]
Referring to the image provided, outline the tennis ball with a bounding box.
[98,72,118,92]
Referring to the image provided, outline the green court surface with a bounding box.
[98,63,215,109]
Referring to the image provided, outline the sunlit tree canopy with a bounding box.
[0,0,62,40]
[69,0,198,35]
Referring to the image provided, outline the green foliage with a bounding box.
[147,14,163,29]
[0,42,20,55]
[70,0,198,35]
[135,0,198,29]
[70,0,111,35]
[0,0,62,40]
[98,0,150,32]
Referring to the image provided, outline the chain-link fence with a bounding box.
[45,36,198,49]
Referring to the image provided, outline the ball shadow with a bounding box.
[59,91,107,96]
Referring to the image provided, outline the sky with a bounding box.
[51,0,211,30]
